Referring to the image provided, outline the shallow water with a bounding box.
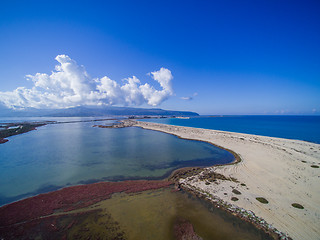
[67,188,272,240]
[0,121,234,206]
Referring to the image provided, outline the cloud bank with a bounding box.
[0,55,173,109]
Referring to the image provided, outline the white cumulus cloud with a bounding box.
[0,55,174,109]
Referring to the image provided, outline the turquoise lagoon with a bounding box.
[0,119,234,206]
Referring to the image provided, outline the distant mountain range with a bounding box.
[0,106,199,117]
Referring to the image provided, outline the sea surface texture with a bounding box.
[142,115,320,143]
[0,118,234,206]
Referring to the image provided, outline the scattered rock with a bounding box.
[311,165,319,168]
[169,168,203,182]
[231,197,239,201]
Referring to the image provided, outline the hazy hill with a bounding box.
[0,106,199,117]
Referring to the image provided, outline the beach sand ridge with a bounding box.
[133,120,320,240]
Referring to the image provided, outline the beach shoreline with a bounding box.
[132,120,320,240]
[1,119,319,239]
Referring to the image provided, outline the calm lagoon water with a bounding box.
[0,119,234,206]
[142,115,320,143]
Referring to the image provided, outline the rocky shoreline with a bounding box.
[168,167,291,240]
[179,182,290,240]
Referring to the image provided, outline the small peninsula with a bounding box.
[0,122,46,144]
[133,120,320,240]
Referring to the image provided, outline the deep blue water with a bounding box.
[0,118,234,206]
[141,116,320,144]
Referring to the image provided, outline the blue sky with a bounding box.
[0,0,319,115]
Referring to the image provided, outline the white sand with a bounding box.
[133,120,320,240]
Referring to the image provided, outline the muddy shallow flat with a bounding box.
[89,187,272,240]
[0,181,274,240]
[0,185,273,240]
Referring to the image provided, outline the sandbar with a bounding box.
[133,120,320,240]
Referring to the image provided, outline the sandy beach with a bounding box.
[133,120,320,240]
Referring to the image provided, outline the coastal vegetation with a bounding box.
[291,203,304,209]
[198,171,239,183]
[232,189,242,195]
[256,197,269,204]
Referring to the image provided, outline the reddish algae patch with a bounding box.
[0,180,173,227]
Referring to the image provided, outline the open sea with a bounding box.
[142,115,320,144]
